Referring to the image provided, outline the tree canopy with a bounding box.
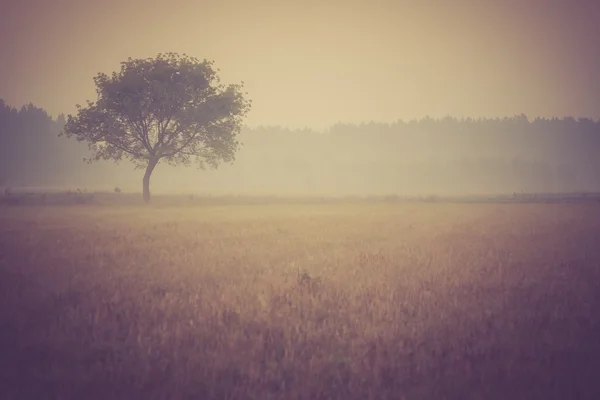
[62,52,252,202]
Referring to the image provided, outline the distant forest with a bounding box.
[1,98,600,195]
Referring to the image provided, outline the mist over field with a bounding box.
[2,109,600,197]
[2,0,600,198]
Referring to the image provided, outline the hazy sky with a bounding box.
[1,0,599,130]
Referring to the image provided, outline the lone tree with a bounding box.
[62,53,251,202]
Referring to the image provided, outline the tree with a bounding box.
[62,53,252,202]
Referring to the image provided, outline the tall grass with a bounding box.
[1,203,599,399]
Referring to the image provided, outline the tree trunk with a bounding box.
[142,157,159,203]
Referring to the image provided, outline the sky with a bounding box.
[1,0,599,130]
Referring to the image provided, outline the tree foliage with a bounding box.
[61,53,251,201]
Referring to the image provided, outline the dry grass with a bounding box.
[1,202,600,399]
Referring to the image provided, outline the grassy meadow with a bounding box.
[1,199,600,399]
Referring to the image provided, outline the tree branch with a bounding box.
[103,137,146,158]
[162,127,202,158]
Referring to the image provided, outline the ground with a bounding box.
[1,200,599,399]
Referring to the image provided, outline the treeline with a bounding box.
[0,100,74,186]
[0,100,121,188]
[1,98,600,195]
[208,115,600,195]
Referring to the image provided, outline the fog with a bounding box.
[2,103,598,197]
[132,120,600,197]
[2,1,600,128]
[2,0,600,197]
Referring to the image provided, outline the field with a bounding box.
[1,200,600,399]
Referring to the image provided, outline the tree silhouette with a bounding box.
[62,53,252,202]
